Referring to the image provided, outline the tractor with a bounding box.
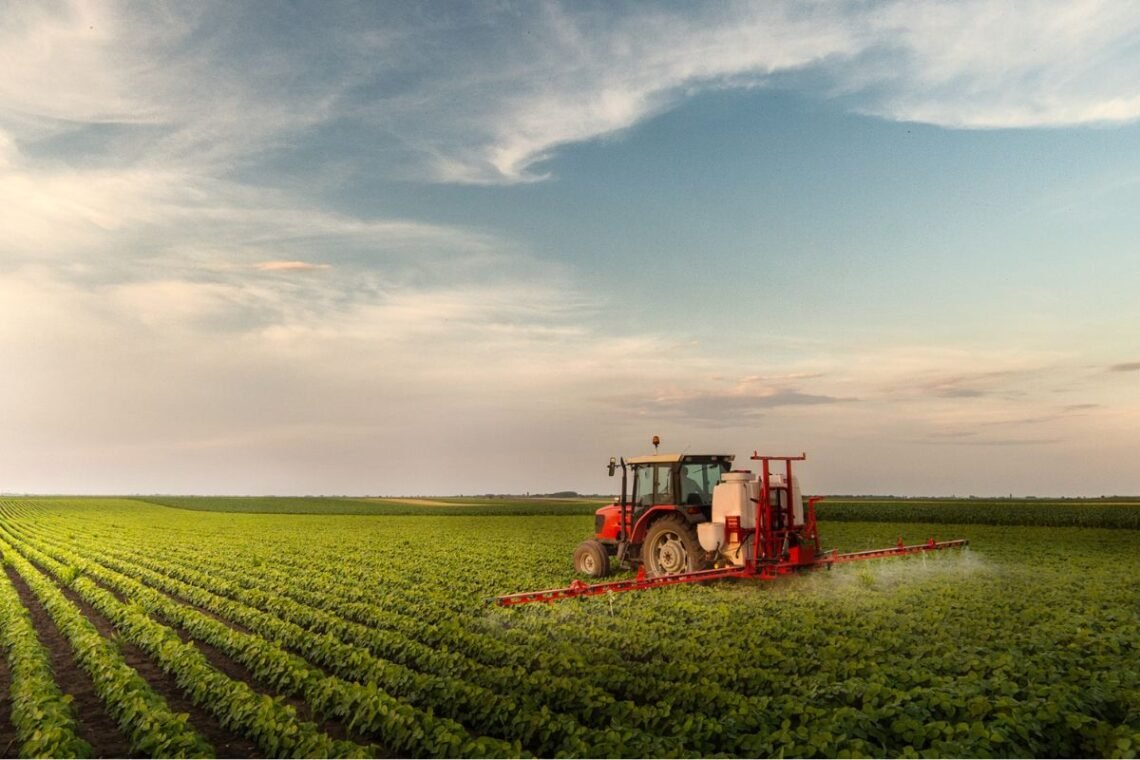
[494,438,968,607]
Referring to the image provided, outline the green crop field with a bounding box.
[0,498,1137,758]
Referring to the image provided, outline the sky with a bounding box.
[2,0,1139,497]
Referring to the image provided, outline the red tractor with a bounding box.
[494,440,968,607]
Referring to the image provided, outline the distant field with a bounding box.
[132,495,1140,528]
[816,498,1140,529]
[139,495,606,516]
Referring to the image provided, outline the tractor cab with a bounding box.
[627,454,734,512]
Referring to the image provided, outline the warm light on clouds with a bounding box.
[254,261,330,272]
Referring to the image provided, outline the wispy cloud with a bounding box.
[0,121,508,284]
[8,1,1139,189]
[254,261,330,272]
[1109,361,1140,372]
[0,2,531,310]
[914,435,1063,447]
[0,3,175,128]
[357,1,1140,183]
[852,0,1140,128]
[916,369,1034,400]
[598,371,854,428]
[0,2,363,171]
[372,3,864,183]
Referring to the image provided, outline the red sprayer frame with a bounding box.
[493,452,968,607]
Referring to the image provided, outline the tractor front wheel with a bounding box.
[573,539,611,578]
[642,515,707,577]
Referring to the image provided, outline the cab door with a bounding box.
[632,463,676,508]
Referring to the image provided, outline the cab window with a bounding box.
[634,464,676,506]
[634,465,654,506]
[653,464,674,504]
[680,461,729,506]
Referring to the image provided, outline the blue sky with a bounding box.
[2,1,1139,496]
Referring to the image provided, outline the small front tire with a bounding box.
[573,539,611,578]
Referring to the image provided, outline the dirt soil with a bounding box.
[3,556,385,758]
[186,624,372,745]
[0,640,20,758]
[50,570,262,758]
[88,573,369,747]
[4,564,138,758]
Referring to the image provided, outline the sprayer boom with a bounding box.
[493,536,969,607]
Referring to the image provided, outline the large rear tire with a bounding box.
[573,539,611,578]
[641,515,707,577]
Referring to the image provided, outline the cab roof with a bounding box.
[626,453,734,465]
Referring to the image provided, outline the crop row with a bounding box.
[0,535,215,758]
[140,535,790,725]
[0,555,92,758]
[0,525,387,758]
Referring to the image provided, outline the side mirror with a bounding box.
[607,457,617,477]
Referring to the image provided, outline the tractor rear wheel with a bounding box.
[642,515,707,577]
[573,539,611,578]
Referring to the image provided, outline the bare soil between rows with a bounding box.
[0,634,20,758]
[82,568,368,747]
[4,531,419,758]
[4,563,138,758]
[12,553,263,758]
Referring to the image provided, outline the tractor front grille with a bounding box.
[595,514,604,535]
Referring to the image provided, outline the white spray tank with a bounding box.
[697,469,804,564]
[697,470,760,563]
